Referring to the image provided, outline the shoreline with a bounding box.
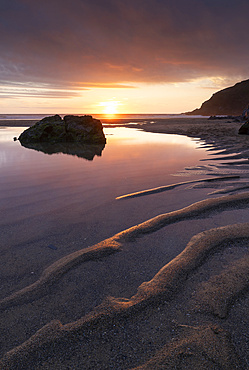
[2,116,246,164]
[0,117,249,368]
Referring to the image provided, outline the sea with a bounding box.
[0,113,206,121]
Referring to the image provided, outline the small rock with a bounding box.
[238,119,249,135]
[47,244,58,250]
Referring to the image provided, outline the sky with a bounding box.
[1,0,249,114]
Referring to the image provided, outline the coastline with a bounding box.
[0,117,249,369]
[0,116,244,152]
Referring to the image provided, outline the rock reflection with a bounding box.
[20,141,105,161]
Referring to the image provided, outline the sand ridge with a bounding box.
[1,191,249,313]
[133,325,241,369]
[116,175,240,199]
[1,194,249,368]
[192,254,249,318]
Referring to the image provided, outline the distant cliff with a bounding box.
[186,79,249,116]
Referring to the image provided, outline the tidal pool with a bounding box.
[0,125,211,294]
[0,126,208,203]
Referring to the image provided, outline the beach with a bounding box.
[0,117,248,369]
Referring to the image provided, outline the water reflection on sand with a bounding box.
[0,126,206,195]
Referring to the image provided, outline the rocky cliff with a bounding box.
[186,79,249,116]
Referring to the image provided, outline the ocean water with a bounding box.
[0,113,207,121]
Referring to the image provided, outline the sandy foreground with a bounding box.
[0,117,249,369]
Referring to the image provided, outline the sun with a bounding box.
[99,100,120,115]
[104,102,117,115]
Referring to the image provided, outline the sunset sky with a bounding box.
[1,0,249,114]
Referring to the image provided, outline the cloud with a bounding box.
[0,80,135,99]
[1,0,249,91]
[0,87,82,99]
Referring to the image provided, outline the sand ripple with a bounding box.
[133,325,241,369]
[1,192,249,368]
[1,191,249,312]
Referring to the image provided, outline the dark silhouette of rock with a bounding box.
[207,115,236,120]
[18,115,106,144]
[186,79,249,116]
[20,141,105,160]
[238,119,249,135]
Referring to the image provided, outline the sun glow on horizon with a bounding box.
[0,79,226,114]
[99,100,122,115]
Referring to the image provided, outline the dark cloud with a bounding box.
[1,0,249,91]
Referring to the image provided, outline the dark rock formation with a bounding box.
[207,115,236,120]
[18,115,106,144]
[238,119,249,135]
[186,79,249,116]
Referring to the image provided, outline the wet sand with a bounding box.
[0,117,249,369]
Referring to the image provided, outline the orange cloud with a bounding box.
[0,0,248,92]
